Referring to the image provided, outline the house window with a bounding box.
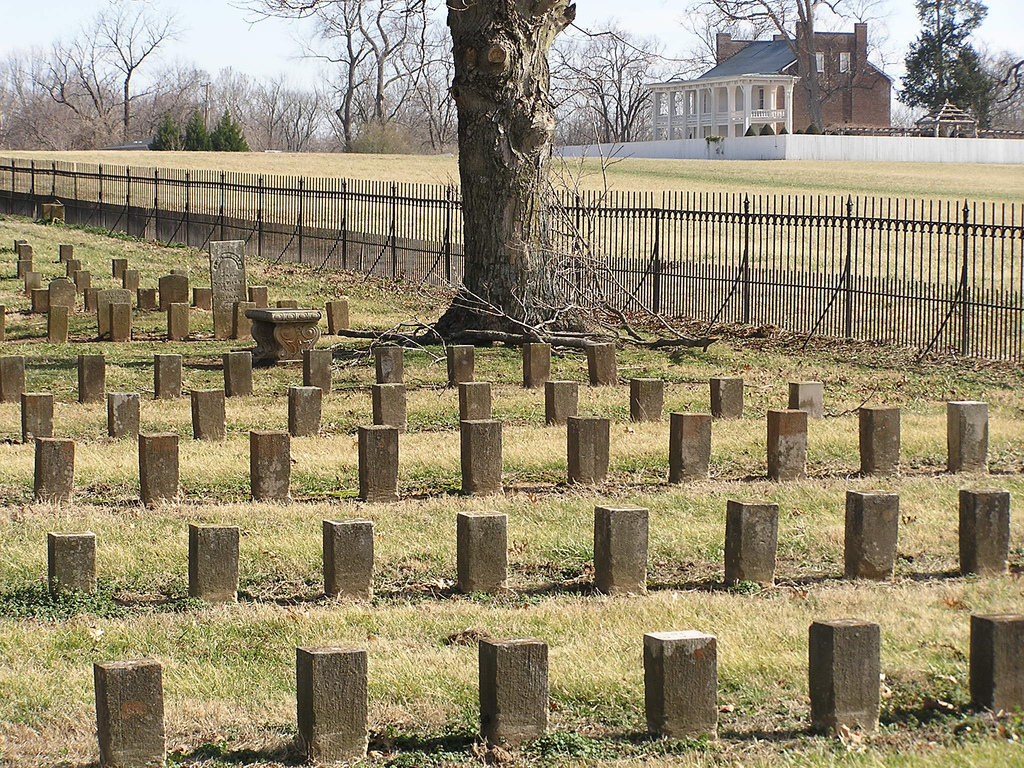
[758,88,765,109]
[815,52,825,73]
[840,52,851,73]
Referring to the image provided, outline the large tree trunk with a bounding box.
[436,0,576,336]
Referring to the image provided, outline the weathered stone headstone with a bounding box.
[586,342,617,385]
[296,647,368,762]
[49,278,76,309]
[447,345,475,385]
[96,289,132,339]
[21,392,53,443]
[34,438,75,502]
[0,305,5,342]
[48,531,96,594]
[158,274,189,312]
[669,413,712,483]
[166,303,189,341]
[59,244,74,263]
[724,500,779,586]
[109,302,132,342]
[522,343,551,389]
[567,416,610,484]
[371,383,407,432]
[1,355,27,403]
[192,287,213,311]
[111,258,128,280]
[644,631,718,738]
[23,270,42,294]
[947,401,988,473]
[250,430,291,501]
[138,433,178,507]
[122,269,140,291]
[808,619,880,733]
[136,288,158,311]
[84,288,99,314]
[288,386,322,438]
[630,378,664,422]
[767,409,807,481]
[73,269,91,293]
[17,259,33,279]
[188,524,239,603]
[232,301,255,341]
[247,285,269,308]
[190,390,226,440]
[154,354,182,399]
[458,382,492,421]
[303,348,332,393]
[277,299,299,309]
[859,406,900,476]
[970,614,1024,712]
[594,506,648,595]
[544,381,578,426]
[78,354,106,404]
[65,258,81,278]
[107,393,141,439]
[209,241,247,339]
[323,519,374,599]
[358,425,399,502]
[31,289,49,314]
[374,346,404,384]
[47,306,69,343]
[479,638,548,745]
[326,299,349,334]
[845,491,899,580]
[788,381,824,418]
[223,351,253,397]
[457,512,507,593]
[710,377,743,419]
[94,660,165,768]
[461,419,502,495]
[959,489,1010,575]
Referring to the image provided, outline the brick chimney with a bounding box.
[716,33,733,64]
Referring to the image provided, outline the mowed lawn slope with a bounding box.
[4,149,1024,203]
[0,215,1022,767]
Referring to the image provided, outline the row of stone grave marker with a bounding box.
[89,611,1024,765]
[40,490,1012,608]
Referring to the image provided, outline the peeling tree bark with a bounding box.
[436,0,577,336]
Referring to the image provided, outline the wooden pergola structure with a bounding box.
[915,101,978,138]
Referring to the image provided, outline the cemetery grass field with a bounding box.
[1,214,1023,768]
[4,149,1024,203]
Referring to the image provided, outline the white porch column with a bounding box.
[743,84,752,134]
[726,86,736,136]
[710,87,718,137]
[652,91,663,140]
[784,85,794,134]
[666,91,675,140]
[681,88,691,139]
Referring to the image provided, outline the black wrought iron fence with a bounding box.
[2,157,1022,361]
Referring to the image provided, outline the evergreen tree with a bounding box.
[210,111,250,152]
[183,109,212,152]
[149,112,181,151]
[901,0,994,125]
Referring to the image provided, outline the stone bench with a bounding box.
[245,308,322,363]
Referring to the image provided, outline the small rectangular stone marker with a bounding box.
[49,278,76,309]
[17,259,33,279]
[23,270,43,294]
[630,379,664,422]
[586,342,617,385]
[288,386,322,437]
[567,416,610,484]
[34,437,75,503]
[669,413,712,483]
[30,288,49,314]
[138,433,179,507]
[522,343,551,389]
[158,274,189,312]
[947,401,988,473]
[84,288,99,313]
[479,638,548,746]
[59,244,73,262]
[210,240,247,339]
[859,406,900,476]
[970,614,1024,711]
[277,299,299,309]
[122,269,140,291]
[459,382,492,421]
[544,381,578,426]
[808,619,881,733]
[358,425,399,502]
[47,305,69,343]
[21,393,54,443]
[0,355,26,403]
[111,258,128,280]
[73,269,91,293]
[457,512,507,593]
[154,354,182,399]
[247,285,268,308]
[845,491,899,580]
[323,519,374,599]
[136,288,157,311]
[644,631,718,738]
[447,345,475,385]
[223,351,253,397]
[107,392,141,439]
[767,409,807,481]
[250,430,291,501]
[724,500,779,586]
[326,299,349,334]
[166,303,189,341]
[94,660,165,768]
[232,300,255,341]
[788,381,824,418]
[296,646,368,762]
[374,345,404,384]
[461,419,502,495]
[78,354,105,404]
[371,383,407,432]
[109,302,132,342]
[48,531,96,594]
[192,287,213,310]
[710,377,743,419]
[188,524,239,602]
[0,305,5,341]
[65,258,81,278]
[302,348,332,393]
[190,390,226,440]
[594,506,648,595]
[959,489,1011,575]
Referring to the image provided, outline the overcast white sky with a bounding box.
[2,0,1021,86]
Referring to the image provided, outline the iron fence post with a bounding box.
[844,197,854,338]
[960,200,971,356]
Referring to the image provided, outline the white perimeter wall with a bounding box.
[557,134,1024,164]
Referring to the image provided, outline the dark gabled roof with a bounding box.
[697,40,796,79]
